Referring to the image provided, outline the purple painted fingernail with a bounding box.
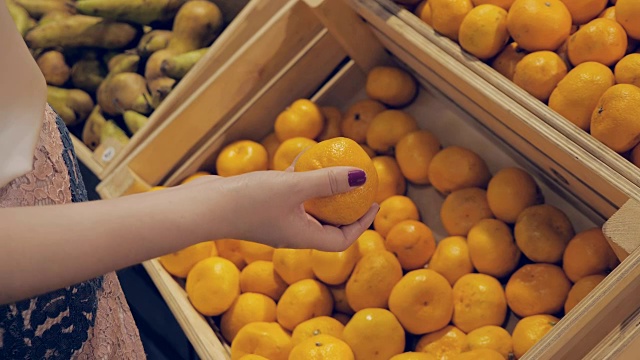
[348,170,367,187]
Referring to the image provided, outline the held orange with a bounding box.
[385,220,436,271]
[591,84,640,153]
[566,18,628,67]
[548,62,616,132]
[506,0,572,52]
[388,269,454,334]
[458,4,510,60]
[294,137,378,226]
[216,140,269,177]
[365,66,418,108]
[429,0,474,42]
[395,130,441,185]
[274,99,324,142]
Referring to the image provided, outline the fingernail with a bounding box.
[348,170,366,187]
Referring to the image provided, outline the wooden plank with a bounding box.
[371,0,640,191]
[603,199,640,261]
[126,0,326,186]
[165,30,349,185]
[584,307,640,360]
[142,259,230,360]
[71,134,104,178]
[95,165,151,199]
[303,0,392,72]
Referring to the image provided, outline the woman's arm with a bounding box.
[0,168,377,306]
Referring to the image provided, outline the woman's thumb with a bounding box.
[294,166,368,200]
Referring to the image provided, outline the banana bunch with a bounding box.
[6,0,226,151]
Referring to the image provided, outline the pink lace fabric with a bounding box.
[0,105,146,359]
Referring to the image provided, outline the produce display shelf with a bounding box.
[61,0,285,180]
[368,0,640,194]
[103,0,640,359]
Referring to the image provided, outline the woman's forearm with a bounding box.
[0,187,225,305]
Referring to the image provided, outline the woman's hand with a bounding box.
[177,166,379,251]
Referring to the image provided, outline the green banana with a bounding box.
[5,0,36,36]
[100,120,130,146]
[123,110,149,134]
[25,15,140,50]
[136,30,172,57]
[82,106,107,150]
[74,0,188,25]
[71,58,106,93]
[161,47,208,80]
[47,86,94,126]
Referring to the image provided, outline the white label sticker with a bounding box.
[101,147,116,162]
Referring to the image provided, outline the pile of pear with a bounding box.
[7,0,225,151]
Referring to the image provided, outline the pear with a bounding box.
[38,10,72,26]
[71,58,106,93]
[100,120,130,146]
[166,0,223,54]
[13,0,74,19]
[123,110,149,134]
[25,15,140,50]
[107,53,140,74]
[161,47,208,80]
[82,106,107,150]
[36,50,70,86]
[97,72,153,116]
[148,77,176,109]
[136,30,173,57]
[5,0,36,36]
[74,0,188,26]
[47,86,94,126]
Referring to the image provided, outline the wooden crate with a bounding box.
[72,0,285,180]
[366,0,640,193]
[124,0,640,359]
